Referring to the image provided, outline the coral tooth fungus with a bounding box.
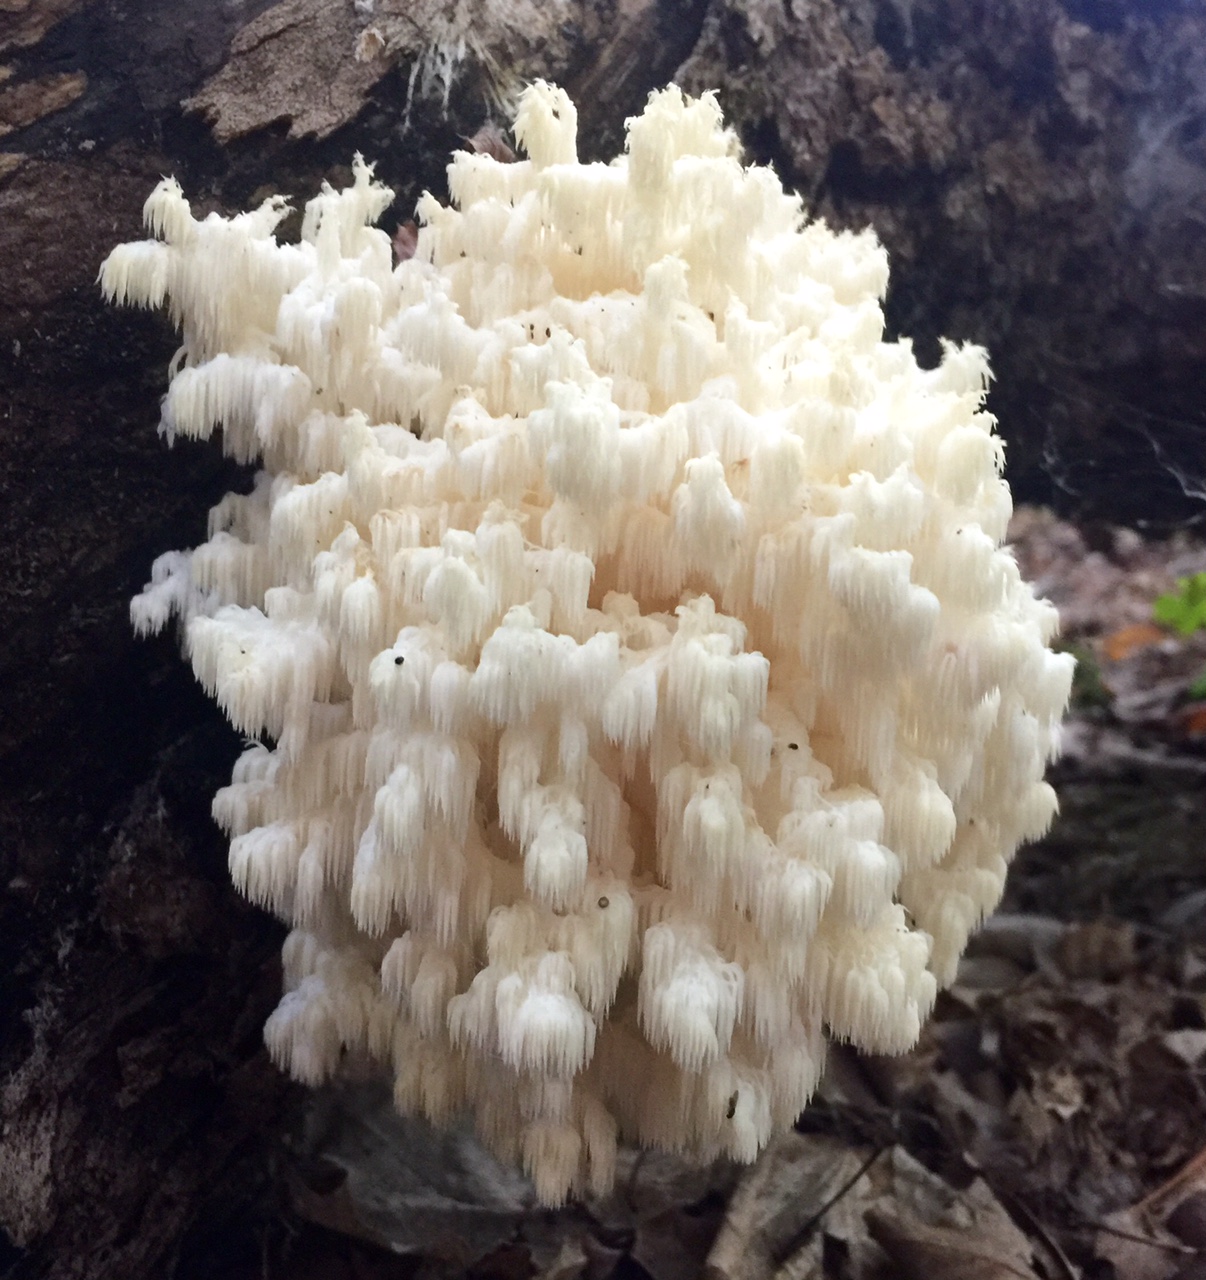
[104,81,1072,1203]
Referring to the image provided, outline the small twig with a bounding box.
[772,1144,887,1266]
[990,1185,1079,1280]
[1090,1219,1196,1255]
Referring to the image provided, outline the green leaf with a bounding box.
[1061,641,1112,709]
[1153,572,1206,636]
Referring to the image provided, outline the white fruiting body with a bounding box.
[105,82,1072,1204]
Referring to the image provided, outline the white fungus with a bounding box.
[105,81,1073,1205]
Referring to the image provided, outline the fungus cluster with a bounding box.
[103,82,1072,1204]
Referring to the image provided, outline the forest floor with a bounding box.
[227,509,1206,1280]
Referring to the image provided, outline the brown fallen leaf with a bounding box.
[1179,704,1206,738]
[1054,918,1136,981]
[1097,1146,1206,1280]
[1103,622,1166,662]
[704,1131,876,1280]
[865,1201,1039,1280]
[705,1135,1040,1280]
[632,1203,725,1280]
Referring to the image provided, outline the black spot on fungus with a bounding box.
[726,1091,738,1119]
[394,655,404,665]
[788,742,799,750]
[598,896,609,908]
